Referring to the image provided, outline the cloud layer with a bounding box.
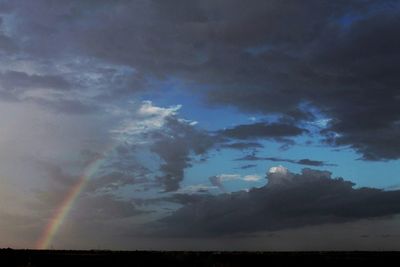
[0,1,399,160]
[155,167,400,237]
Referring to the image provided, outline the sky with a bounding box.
[1,0,400,250]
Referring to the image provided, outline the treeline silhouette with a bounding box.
[1,249,400,266]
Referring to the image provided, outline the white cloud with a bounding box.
[217,174,241,181]
[111,100,189,144]
[111,100,211,191]
[138,100,181,119]
[268,165,288,175]
[243,174,262,182]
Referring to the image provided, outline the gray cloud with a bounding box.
[0,70,70,90]
[153,167,400,237]
[133,193,210,207]
[297,159,335,167]
[0,70,71,99]
[74,194,149,221]
[85,172,146,194]
[218,122,307,140]
[1,0,399,159]
[29,97,99,114]
[33,159,152,223]
[0,34,17,53]
[237,164,257,170]
[235,153,336,167]
[208,175,226,193]
[150,117,215,192]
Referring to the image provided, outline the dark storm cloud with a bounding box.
[203,4,400,160]
[297,159,336,167]
[133,193,210,207]
[235,153,335,167]
[2,0,400,159]
[154,168,400,237]
[167,193,209,205]
[218,122,307,140]
[150,117,215,192]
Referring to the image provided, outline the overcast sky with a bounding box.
[1,0,400,250]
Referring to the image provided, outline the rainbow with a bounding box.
[36,145,115,250]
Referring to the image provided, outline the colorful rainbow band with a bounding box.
[36,145,114,249]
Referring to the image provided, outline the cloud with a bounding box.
[209,174,240,192]
[153,166,400,237]
[113,101,215,191]
[85,172,148,194]
[149,118,215,191]
[218,122,307,140]
[176,184,216,195]
[297,159,335,167]
[209,173,261,192]
[112,101,182,141]
[237,164,257,170]
[0,70,70,90]
[32,159,152,224]
[0,70,71,102]
[243,174,262,182]
[0,34,17,53]
[28,97,99,114]
[1,1,399,249]
[73,194,149,221]
[203,5,400,160]
[235,153,336,167]
[166,193,210,205]
[1,1,399,159]
[131,193,211,208]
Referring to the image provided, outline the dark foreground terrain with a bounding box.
[1,249,400,266]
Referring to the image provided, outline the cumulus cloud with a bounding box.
[266,165,294,186]
[153,166,400,237]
